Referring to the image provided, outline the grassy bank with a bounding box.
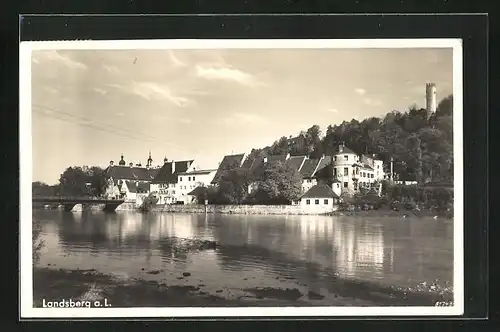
[33,267,453,308]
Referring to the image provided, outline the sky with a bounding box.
[30,46,453,184]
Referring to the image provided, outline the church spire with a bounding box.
[147,151,153,168]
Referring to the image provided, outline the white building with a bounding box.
[176,169,217,204]
[330,143,385,195]
[149,158,196,204]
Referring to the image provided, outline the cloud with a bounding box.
[195,64,263,87]
[363,98,383,107]
[92,87,108,95]
[326,108,338,113]
[108,82,191,107]
[43,86,58,94]
[224,112,267,125]
[168,50,187,67]
[102,65,120,74]
[354,88,366,95]
[33,50,87,70]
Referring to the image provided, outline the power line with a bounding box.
[32,104,178,147]
[32,103,168,142]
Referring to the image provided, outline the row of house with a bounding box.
[102,143,386,207]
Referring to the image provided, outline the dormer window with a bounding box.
[344,155,348,161]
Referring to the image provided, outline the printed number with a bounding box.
[435,301,454,307]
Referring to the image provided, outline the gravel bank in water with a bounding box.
[33,267,453,308]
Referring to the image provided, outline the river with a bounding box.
[33,209,454,305]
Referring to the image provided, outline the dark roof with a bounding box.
[284,155,306,171]
[301,184,340,199]
[211,154,246,184]
[300,159,319,178]
[314,156,333,174]
[105,165,159,181]
[266,154,288,164]
[137,182,150,193]
[240,156,255,169]
[188,186,209,196]
[151,160,193,184]
[125,181,137,193]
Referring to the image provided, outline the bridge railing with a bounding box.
[32,196,124,201]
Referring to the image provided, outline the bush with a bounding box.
[139,194,159,212]
[33,220,44,265]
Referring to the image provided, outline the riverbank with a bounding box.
[33,266,453,308]
[113,203,451,218]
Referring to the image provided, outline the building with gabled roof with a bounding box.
[103,154,160,200]
[295,184,340,212]
[150,158,196,205]
[211,153,246,185]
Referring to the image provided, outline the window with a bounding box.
[356,168,359,175]
[344,155,348,161]
[344,182,348,188]
[333,168,337,177]
[324,199,328,204]
[188,177,191,181]
[377,165,380,169]
[354,182,358,190]
[344,167,348,176]
[337,183,340,188]
[372,174,374,178]
[193,176,196,181]
[180,177,183,182]
[334,156,337,161]
[315,199,319,205]
[306,199,310,205]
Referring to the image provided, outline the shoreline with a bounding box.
[35,205,452,218]
[33,267,453,308]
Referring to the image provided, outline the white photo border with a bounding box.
[19,38,464,318]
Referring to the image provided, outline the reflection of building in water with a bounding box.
[332,220,388,278]
[120,216,143,239]
[154,213,197,239]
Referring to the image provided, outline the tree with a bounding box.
[252,161,303,204]
[58,165,106,196]
[436,94,453,116]
[269,136,289,155]
[217,167,250,204]
[32,181,57,196]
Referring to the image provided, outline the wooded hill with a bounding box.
[245,95,453,184]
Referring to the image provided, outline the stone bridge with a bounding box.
[32,196,125,212]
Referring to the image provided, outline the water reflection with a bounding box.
[34,210,453,289]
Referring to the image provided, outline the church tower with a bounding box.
[119,154,126,166]
[147,151,153,168]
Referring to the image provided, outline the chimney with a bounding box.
[109,160,114,166]
[129,162,133,168]
[171,160,176,174]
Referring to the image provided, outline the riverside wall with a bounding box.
[157,204,337,215]
[113,203,337,215]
